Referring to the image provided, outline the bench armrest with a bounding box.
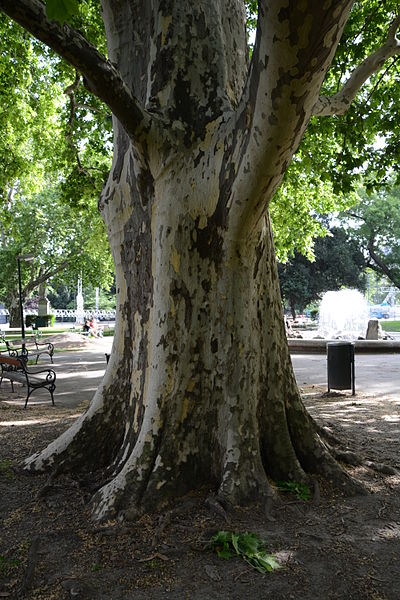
[5,342,28,359]
[35,341,54,353]
[24,366,56,381]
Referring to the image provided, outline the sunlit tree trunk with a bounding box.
[22,0,363,520]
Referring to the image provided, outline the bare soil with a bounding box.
[0,385,399,599]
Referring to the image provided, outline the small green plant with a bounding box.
[0,554,21,577]
[91,563,102,572]
[209,531,280,574]
[0,459,14,480]
[276,480,311,501]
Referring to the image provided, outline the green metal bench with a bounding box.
[0,354,56,409]
[5,336,54,364]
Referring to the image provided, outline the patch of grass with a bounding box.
[0,459,15,480]
[380,320,400,332]
[208,531,280,574]
[276,480,312,501]
[0,554,22,578]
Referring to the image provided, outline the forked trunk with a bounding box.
[24,0,363,520]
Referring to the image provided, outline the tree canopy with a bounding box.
[278,227,366,318]
[340,185,400,290]
[0,186,114,323]
[271,0,400,259]
[0,9,114,317]
[3,2,400,262]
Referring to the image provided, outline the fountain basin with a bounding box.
[289,338,400,354]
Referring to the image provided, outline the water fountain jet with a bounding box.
[288,288,400,354]
[318,289,369,340]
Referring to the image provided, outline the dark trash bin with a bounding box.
[327,341,355,395]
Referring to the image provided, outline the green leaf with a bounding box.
[231,533,240,555]
[237,532,260,556]
[256,554,281,571]
[210,531,232,545]
[276,480,312,501]
[216,547,234,559]
[209,530,280,575]
[46,0,80,24]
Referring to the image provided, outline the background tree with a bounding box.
[0,10,114,324]
[2,0,400,521]
[278,228,366,319]
[341,186,400,290]
[0,188,114,325]
[269,1,400,261]
[0,14,62,205]
[48,281,116,311]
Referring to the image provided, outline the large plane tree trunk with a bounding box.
[22,0,362,520]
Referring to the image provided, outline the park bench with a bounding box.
[0,354,56,409]
[5,336,54,364]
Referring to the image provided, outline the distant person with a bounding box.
[89,317,103,338]
[83,320,90,334]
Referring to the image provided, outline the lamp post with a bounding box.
[17,253,34,350]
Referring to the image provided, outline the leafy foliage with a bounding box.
[209,531,280,574]
[0,15,64,204]
[271,1,400,258]
[276,481,312,501]
[4,2,400,292]
[18,1,400,264]
[46,0,79,25]
[0,10,113,320]
[340,185,400,290]
[318,0,400,189]
[278,228,366,318]
[0,187,114,320]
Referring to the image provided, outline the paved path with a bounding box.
[2,337,113,408]
[3,337,398,408]
[291,352,400,398]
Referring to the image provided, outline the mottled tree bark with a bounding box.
[15,0,366,520]
[8,294,21,328]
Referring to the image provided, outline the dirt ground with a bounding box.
[0,384,399,599]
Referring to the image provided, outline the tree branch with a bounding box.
[64,70,98,188]
[65,71,85,172]
[367,235,400,289]
[0,0,155,142]
[345,211,365,222]
[226,0,353,238]
[314,12,400,116]
[23,258,72,296]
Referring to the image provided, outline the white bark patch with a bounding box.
[24,376,108,471]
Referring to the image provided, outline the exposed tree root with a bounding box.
[314,418,398,477]
[20,536,40,596]
[312,420,342,445]
[330,447,398,476]
[364,461,398,475]
[328,447,362,466]
[205,496,230,523]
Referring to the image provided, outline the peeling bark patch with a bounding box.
[170,280,192,330]
[192,218,224,267]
